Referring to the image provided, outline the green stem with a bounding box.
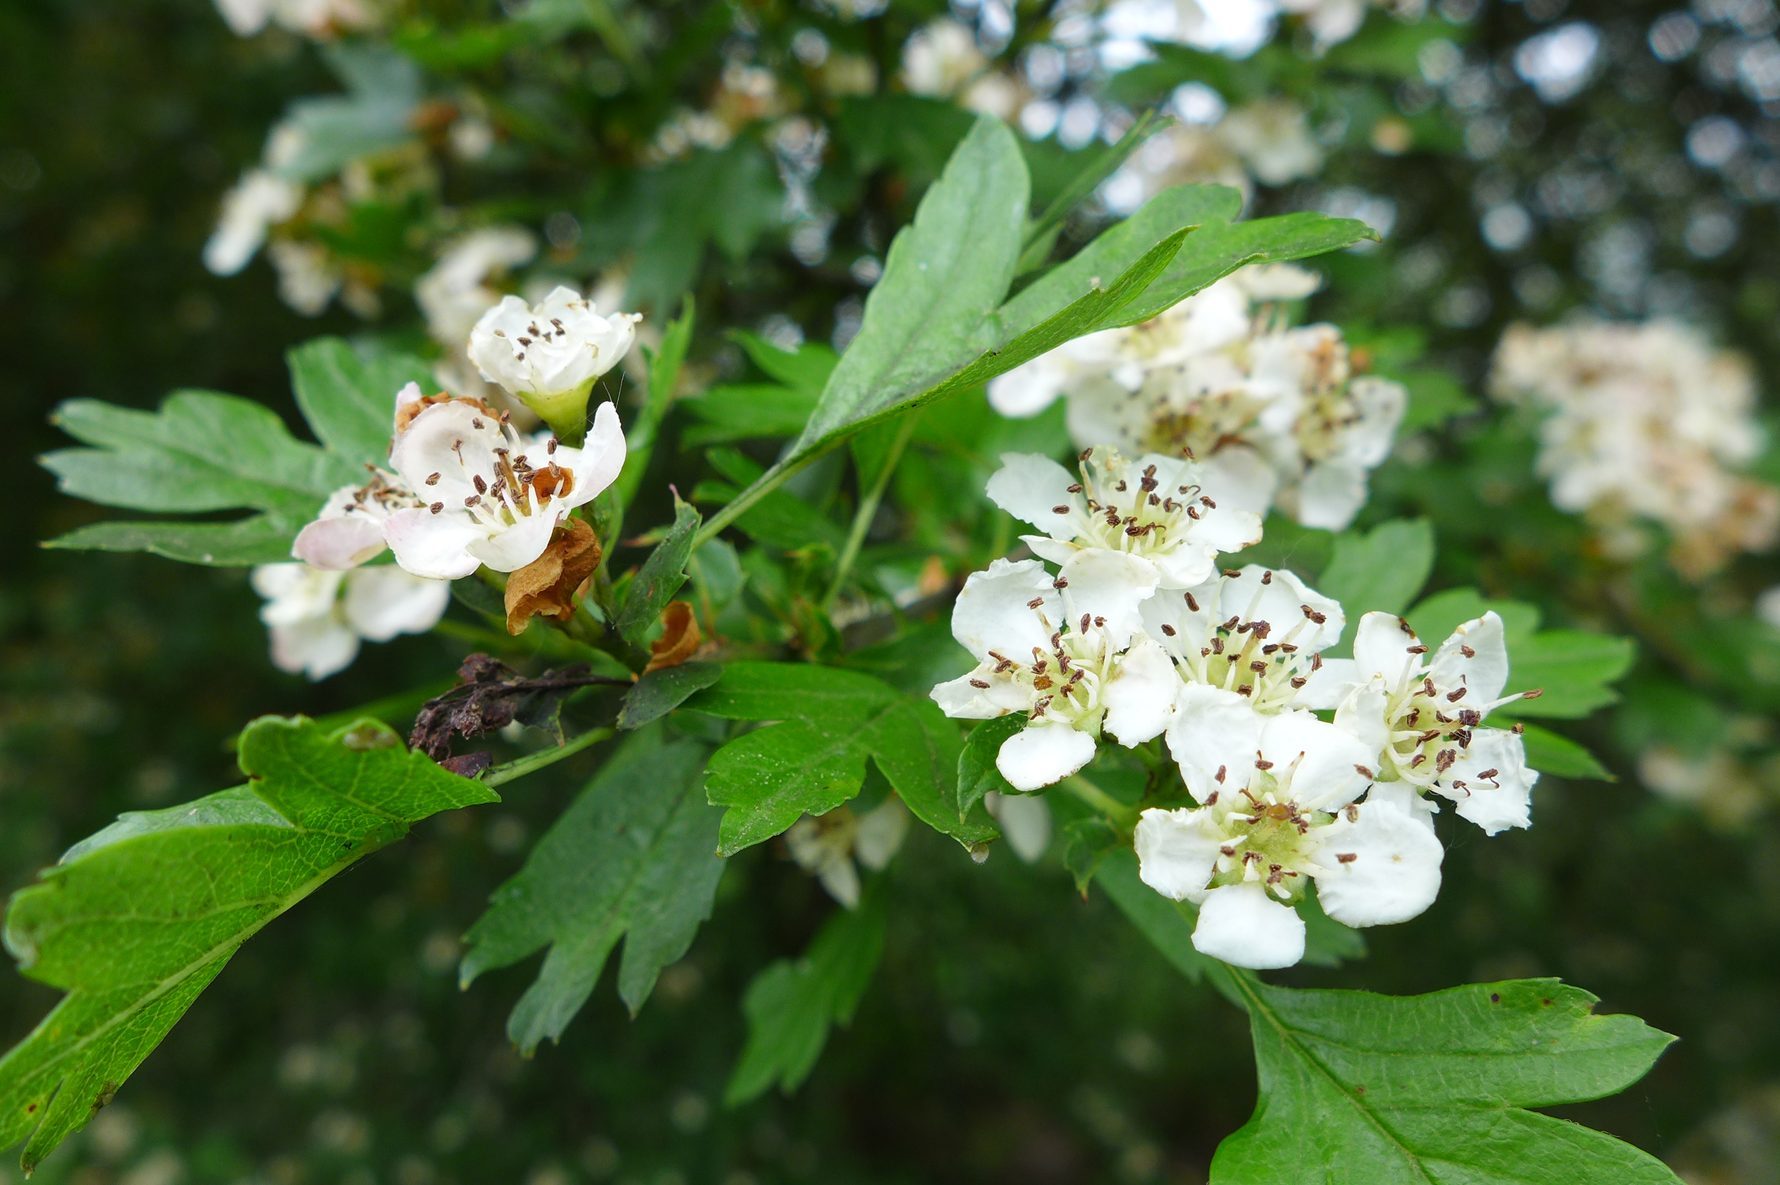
[1060,772,1139,828]
[821,416,918,609]
[693,450,822,547]
[484,727,614,788]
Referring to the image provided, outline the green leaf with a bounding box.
[724,887,887,1106]
[1317,519,1435,651]
[1061,817,1120,896]
[1499,632,1638,721]
[617,663,724,731]
[794,115,1029,454]
[1211,973,1681,1185]
[0,717,493,1172]
[44,392,350,517]
[460,730,723,1052]
[689,663,998,853]
[288,337,430,463]
[273,45,421,183]
[1519,725,1616,782]
[42,517,303,567]
[681,383,820,446]
[615,498,701,647]
[956,715,1023,819]
[1396,366,1478,433]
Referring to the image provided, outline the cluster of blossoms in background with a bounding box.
[1490,319,1780,579]
[988,265,1405,531]
[252,287,637,678]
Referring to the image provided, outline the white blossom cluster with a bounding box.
[989,265,1405,531]
[1491,320,1780,578]
[253,287,636,678]
[932,442,1539,970]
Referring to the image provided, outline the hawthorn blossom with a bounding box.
[416,227,539,353]
[203,170,302,276]
[930,557,1179,791]
[988,265,1401,530]
[1305,611,1541,835]
[1143,565,1345,717]
[1491,319,1779,578]
[786,800,909,909]
[467,286,640,440]
[984,448,1266,593]
[292,470,423,571]
[1136,688,1443,968]
[382,396,626,580]
[1217,99,1324,186]
[251,562,449,680]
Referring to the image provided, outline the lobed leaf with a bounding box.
[724,887,887,1106]
[1318,519,1436,652]
[460,730,723,1052]
[1210,972,1682,1185]
[0,717,493,1172]
[689,662,998,853]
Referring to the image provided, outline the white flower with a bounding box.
[987,265,1399,531]
[985,447,1265,593]
[292,469,423,571]
[1490,319,1779,578]
[786,800,909,908]
[1135,690,1443,969]
[416,227,538,350]
[929,557,1179,790]
[1144,565,1346,716]
[900,19,986,97]
[467,286,641,440]
[267,239,342,317]
[1217,99,1324,186]
[203,170,302,276]
[1305,611,1540,834]
[251,562,449,680]
[382,396,626,580]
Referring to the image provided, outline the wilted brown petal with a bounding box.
[504,517,602,635]
[644,601,702,673]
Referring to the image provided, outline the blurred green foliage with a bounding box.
[5,0,1780,1182]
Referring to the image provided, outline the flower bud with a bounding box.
[466,286,640,443]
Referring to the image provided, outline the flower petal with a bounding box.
[1167,683,1266,799]
[1436,728,1537,835]
[1431,612,1510,705]
[559,400,628,510]
[1312,796,1445,927]
[1352,611,1422,682]
[1260,711,1376,812]
[986,453,1079,537]
[951,557,1059,659]
[1191,882,1306,969]
[293,512,389,570]
[1103,635,1180,746]
[384,506,486,581]
[341,566,452,642]
[466,509,563,573]
[996,721,1096,791]
[1055,548,1160,648]
[268,616,360,681]
[1134,806,1221,901]
[988,792,1052,863]
[1292,460,1368,531]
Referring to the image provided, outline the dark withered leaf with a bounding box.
[410,654,619,760]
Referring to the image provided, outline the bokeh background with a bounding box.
[5,0,1780,1182]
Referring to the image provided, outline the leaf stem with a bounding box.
[1060,772,1138,828]
[692,450,821,546]
[485,727,615,788]
[821,416,918,610]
